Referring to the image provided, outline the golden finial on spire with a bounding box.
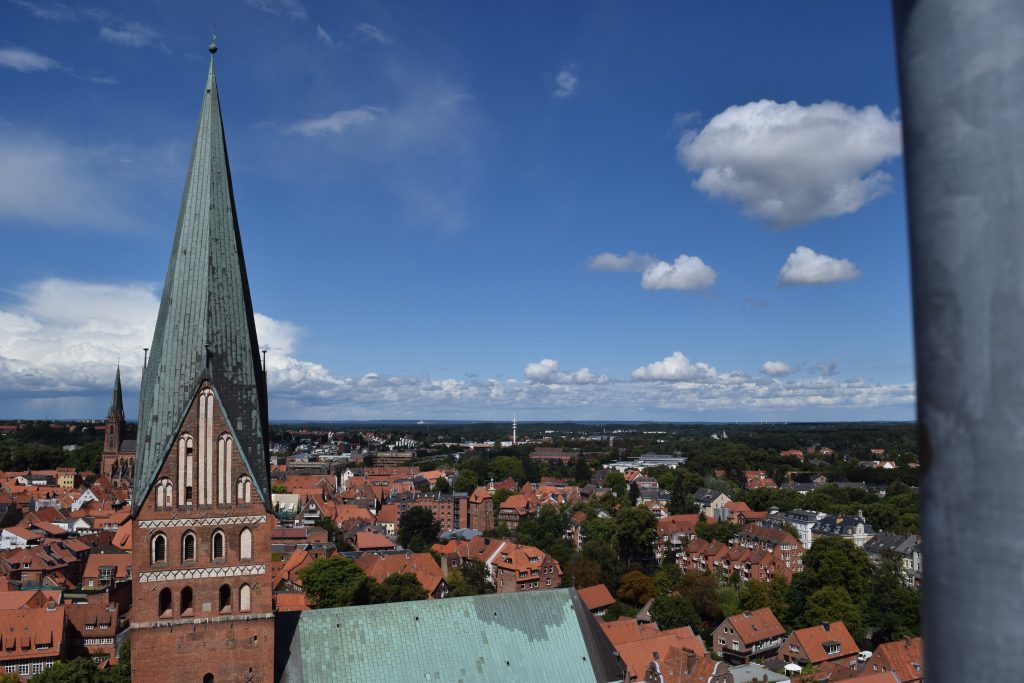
[209,24,218,54]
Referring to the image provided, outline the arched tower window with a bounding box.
[177,434,195,506]
[158,588,171,618]
[219,584,231,613]
[237,475,252,504]
[180,586,193,616]
[182,532,196,562]
[239,584,251,612]
[239,528,253,560]
[203,674,215,683]
[212,530,225,560]
[151,533,167,564]
[155,478,173,509]
[218,434,233,504]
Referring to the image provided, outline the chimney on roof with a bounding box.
[652,651,659,661]
[822,622,831,631]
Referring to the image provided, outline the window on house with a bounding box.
[212,530,225,560]
[219,584,231,613]
[239,584,251,612]
[183,532,196,562]
[152,534,167,564]
[180,587,193,616]
[158,588,171,618]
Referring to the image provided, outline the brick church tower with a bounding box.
[130,40,275,683]
[101,365,135,488]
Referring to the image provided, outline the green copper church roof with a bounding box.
[275,589,624,683]
[132,50,270,512]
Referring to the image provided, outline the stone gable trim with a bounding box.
[131,612,274,629]
[138,514,266,529]
[138,564,266,583]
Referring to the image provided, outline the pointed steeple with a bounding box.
[107,365,124,423]
[132,46,270,511]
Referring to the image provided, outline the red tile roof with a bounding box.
[720,607,785,645]
[784,621,858,664]
[355,552,444,596]
[0,605,65,662]
[577,583,615,611]
[871,636,923,682]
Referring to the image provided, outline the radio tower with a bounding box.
[512,414,517,445]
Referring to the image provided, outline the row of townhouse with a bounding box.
[678,525,804,582]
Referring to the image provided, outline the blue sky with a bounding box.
[0,1,915,421]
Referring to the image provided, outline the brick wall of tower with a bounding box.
[131,381,274,683]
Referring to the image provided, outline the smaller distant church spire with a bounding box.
[107,364,125,423]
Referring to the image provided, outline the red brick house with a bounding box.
[780,621,859,666]
[868,636,923,682]
[711,608,786,663]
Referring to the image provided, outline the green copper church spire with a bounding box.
[131,42,271,512]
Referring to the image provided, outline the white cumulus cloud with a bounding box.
[587,251,656,272]
[632,351,724,382]
[778,246,861,286]
[524,358,608,385]
[641,255,717,290]
[761,361,792,376]
[677,99,902,226]
[285,107,384,137]
[554,68,578,98]
[0,47,59,72]
[0,278,915,420]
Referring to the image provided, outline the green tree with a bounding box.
[787,536,873,627]
[649,594,702,633]
[802,585,864,643]
[606,471,627,498]
[677,572,723,626]
[515,505,571,562]
[297,556,374,608]
[490,455,525,482]
[739,579,787,617]
[628,482,640,506]
[695,520,740,543]
[868,551,921,645]
[668,473,694,515]
[29,658,101,683]
[399,507,442,552]
[618,570,658,606]
[271,482,288,493]
[460,559,495,594]
[653,560,684,596]
[615,505,656,564]
[718,586,740,620]
[566,555,604,588]
[453,470,479,493]
[372,573,428,603]
[573,457,591,485]
[433,477,452,494]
